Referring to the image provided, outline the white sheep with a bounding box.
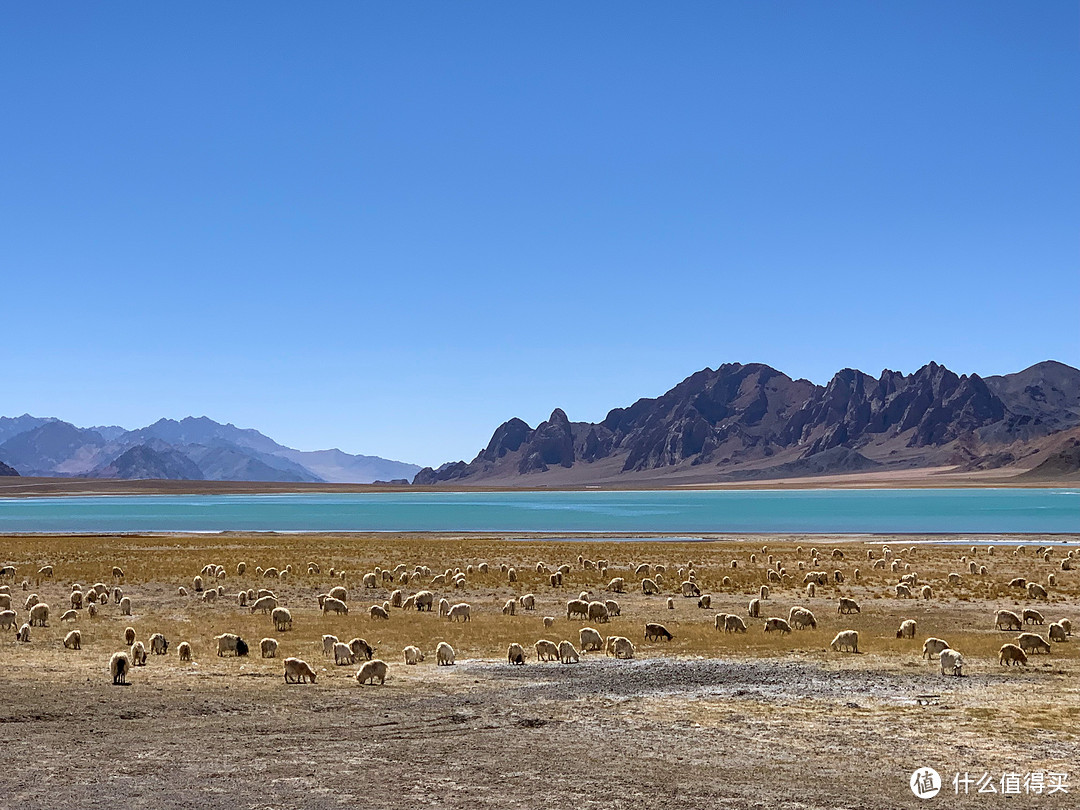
[29,602,49,627]
[587,601,610,623]
[1023,609,1045,625]
[150,633,169,655]
[348,638,374,661]
[788,607,817,630]
[178,641,193,661]
[764,617,792,635]
[322,634,339,657]
[448,603,471,622]
[284,657,317,684]
[334,642,355,665]
[215,633,250,657]
[322,597,349,615]
[641,578,659,595]
[543,616,555,628]
[605,636,635,659]
[1017,633,1051,655]
[110,651,131,684]
[578,627,603,652]
[250,595,278,614]
[130,641,147,666]
[356,659,388,684]
[534,639,559,661]
[414,591,435,611]
[558,640,579,663]
[896,620,917,639]
[1048,623,1067,643]
[830,630,859,653]
[922,637,950,660]
[939,649,964,676]
[271,607,293,631]
[370,604,390,620]
[64,629,81,650]
[436,641,455,666]
[507,643,526,665]
[60,609,78,623]
[257,637,277,658]
[519,594,537,611]
[438,597,451,618]
[403,645,425,665]
[995,610,1023,631]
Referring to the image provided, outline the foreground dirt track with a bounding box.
[1,532,1078,809]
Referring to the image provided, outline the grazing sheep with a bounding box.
[150,633,169,655]
[15,622,30,642]
[999,643,1028,666]
[403,645,425,665]
[322,597,349,615]
[130,641,147,666]
[178,642,192,661]
[549,573,562,588]
[897,620,917,639]
[261,638,279,658]
[519,593,537,611]
[60,609,78,623]
[356,659,389,685]
[193,575,204,593]
[64,630,81,650]
[401,595,417,610]
[680,581,701,598]
[1022,609,1044,625]
[271,607,293,632]
[348,638,375,661]
[566,599,589,620]
[333,642,355,665]
[500,599,517,617]
[922,637,950,660]
[123,627,136,646]
[370,604,390,620]
[585,601,609,623]
[321,634,339,657]
[543,616,555,628]
[748,598,761,618]
[110,652,131,685]
[414,591,435,612]
[326,585,348,602]
[641,578,660,595]
[557,640,579,664]
[921,586,933,600]
[788,607,817,630]
[764,617,792,634]
[579,627,604,652]
[724,614,748,633]
[535,639,559,661]
[1049,623,1068,643]
[507,643,526,665]
[0,609,16,631]
[830,630,859,653]
[436,641,455,666]
[448,603,471,622]
[995,610,1023,631]
[759,585,769,601]
[606,578,625,593]
[605,636,635,659]
[250,595,277,614]
[29,602,49,627]
[1027,583,1048,600]
[284,657,317,684]
[1009,577,1026,588]
[644,622,673,641]
[215,633,250,657]
[805,583,816,598]
[895,584,912,598]
[697,594,712,609]
[507,567,517,583]
[1018,633,1051,655]
[940,649,964,676]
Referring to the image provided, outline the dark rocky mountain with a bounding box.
[0,415,420,484]
[90,445,205,480]
[0,459,18,476]
[414,360,1080,485]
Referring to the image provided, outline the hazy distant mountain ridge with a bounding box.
[0,415,420,484]
[415,360,1080,485]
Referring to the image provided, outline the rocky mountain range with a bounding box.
[414,360,1080,485]
[0,416,420,484]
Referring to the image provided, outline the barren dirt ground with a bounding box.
[1,532,1077,809]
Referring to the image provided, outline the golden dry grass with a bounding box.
[2,532,1077,682]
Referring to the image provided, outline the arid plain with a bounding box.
[1,531,1078,809]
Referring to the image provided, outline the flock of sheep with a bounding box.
[2,540,1076,688]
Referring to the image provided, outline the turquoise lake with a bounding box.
[0,489,1076,534]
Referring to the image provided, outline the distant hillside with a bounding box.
[0,459,18,476]
[415,360,1080,486]
[0,415,420,484]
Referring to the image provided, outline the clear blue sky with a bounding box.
[2,3,1077,467]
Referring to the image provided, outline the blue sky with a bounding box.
[2,3,1077,467]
